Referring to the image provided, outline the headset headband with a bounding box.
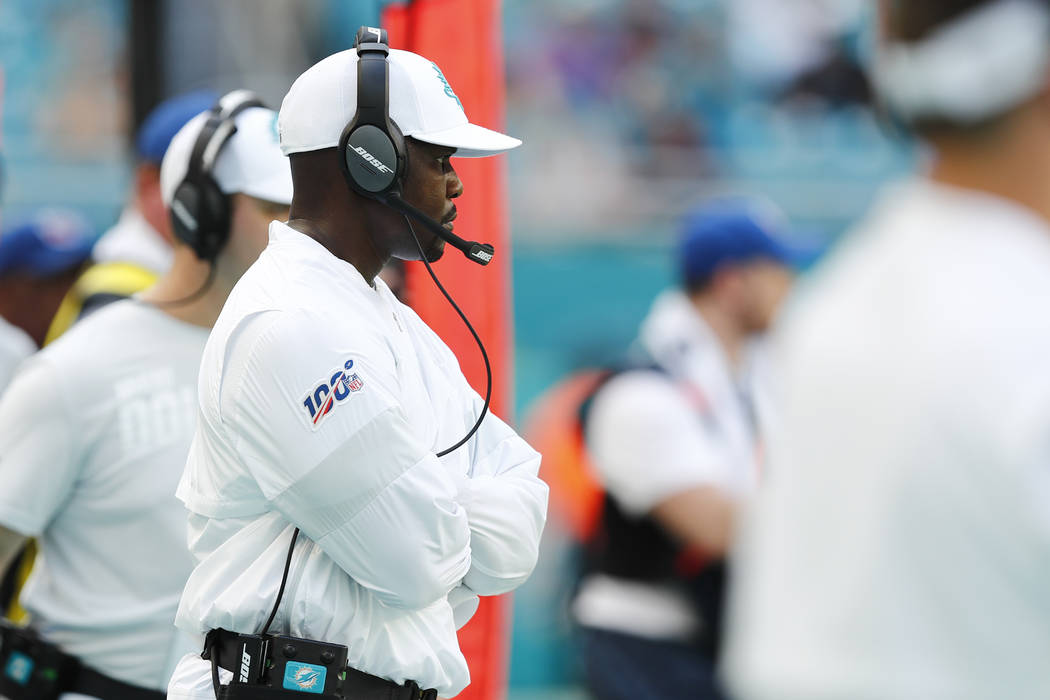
[185,90,265,186]
[355,27,391,132]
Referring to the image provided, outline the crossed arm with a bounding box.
[227,311,547,611]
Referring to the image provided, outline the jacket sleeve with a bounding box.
[455,388,549,596]
[224,311,472,611]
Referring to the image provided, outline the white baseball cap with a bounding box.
[278,48,521,158]
[161,105,293,207]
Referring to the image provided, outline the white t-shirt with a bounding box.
[723,179,1050,700]
[572,290,759,640]
[0,316,35,395]
[588,290,759,514]
[168,222,548,699]
[0,300,207,691]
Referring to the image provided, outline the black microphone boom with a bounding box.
[384,194,495,265]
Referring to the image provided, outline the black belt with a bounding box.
[72,665,166,700]
[0,619,163,700]
[205,628,438,700]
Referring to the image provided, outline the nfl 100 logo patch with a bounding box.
[301,359,365,429]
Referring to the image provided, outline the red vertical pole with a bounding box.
[383,2,513,699]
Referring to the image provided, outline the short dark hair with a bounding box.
[682,273,714,297]
[883,0,991,42]
[882,0,1049,138]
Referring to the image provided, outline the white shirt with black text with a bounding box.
[0,300,206,691]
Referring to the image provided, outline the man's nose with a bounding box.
[448,170,463,199]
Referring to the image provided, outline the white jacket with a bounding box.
[724,179,1050,700]
[169,222,548,698]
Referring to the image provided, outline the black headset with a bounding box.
[337,26,496,266]
[338,27,406,200]
[171,90,266,261]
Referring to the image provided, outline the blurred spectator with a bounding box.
[566,199,800,699]
[0,209,92,390]
[504,0,905,243]
[43,89,217,344]
[505,0,725,233]
[724,2,1050,698]
[776,41,872,110]
[0,209,92,621]
[0,94,291,700]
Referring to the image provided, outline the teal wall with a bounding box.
[513,241,675,418]
[509,241,674,688]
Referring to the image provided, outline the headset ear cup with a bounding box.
[171,178,231,261]
[197,179,232,261]
[172,90,263,262]
[338,121,407,200]
[341,124,401,195]
[340,35,407,201]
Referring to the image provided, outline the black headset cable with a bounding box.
[144,262,217,308]
[403,214,493,458]
[260,526,300,637]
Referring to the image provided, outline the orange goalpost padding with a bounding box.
[383,2,515,698]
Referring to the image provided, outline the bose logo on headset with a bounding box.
[239,645,252,683]
[353,146,394,174]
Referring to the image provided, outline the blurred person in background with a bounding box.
[0,91,218,625]
[44,89,217,344]
[723,2,1050,699]
[570,200,798,700]
[0,92,291,700]
[0,91,215,629]
[0,210,93,391]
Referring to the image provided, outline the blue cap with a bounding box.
[678,198,808,287]
[0,209,94,277]
[135,90,219,164]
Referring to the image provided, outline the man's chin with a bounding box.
[424,238,446,263]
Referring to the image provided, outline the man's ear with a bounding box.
[136,164,173,244]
